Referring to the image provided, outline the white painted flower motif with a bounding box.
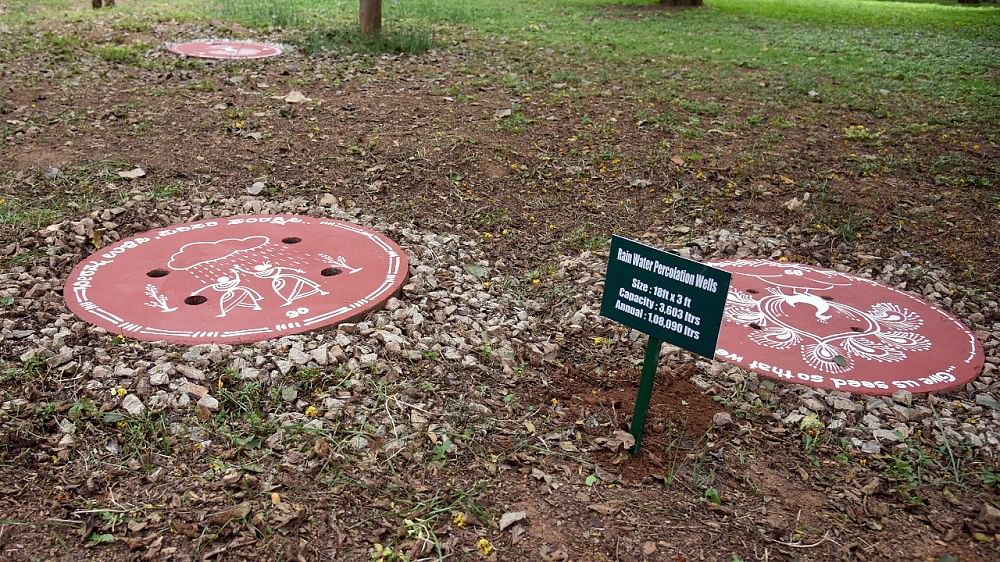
[725,289,930,374]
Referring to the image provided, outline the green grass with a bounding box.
[212,0,436,54]
[0,161,134,240]
[0,200,61,231]
[3,1,996,122]
[299,25,434,55]
[92,42,153,66]
[192,0,996,123]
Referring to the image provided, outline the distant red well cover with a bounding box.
[64,215,408,344]
[168,40,282,60]
[710,260,983,395]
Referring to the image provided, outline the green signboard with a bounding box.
[601,236,731,357]
[600,236,732,453]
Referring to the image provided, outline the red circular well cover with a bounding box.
[64,215,408,345]
[711,259,983,395]
[168,40,282,60]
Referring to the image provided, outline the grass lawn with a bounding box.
[4,0,996,122]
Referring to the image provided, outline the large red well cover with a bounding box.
[711,259,983,395]
[168,40,282,60]
[64,215,408,345]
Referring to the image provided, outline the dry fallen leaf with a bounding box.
[269,501,304,529]
[283,90,311,104]
[860,477,881,496]
[559,441,578,452]
[784,196,806,212]
[670,155,685,166]
[587,500,624,515]
[498,510,527,531]
[117,167,146,179]
[206,502,251,526]
[604,430,635,452]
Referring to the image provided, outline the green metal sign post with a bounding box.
[629,336,663,453]
[600,236,732,454]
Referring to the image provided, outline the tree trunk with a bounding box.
[360,0,382,37]
[661,0,704,6]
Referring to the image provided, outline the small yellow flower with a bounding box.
[532,279,541,286]
[592,336,605,345]
[778,256,788,262]
[453,512,466,528]
[114,386,127,398]
[483,232,493,240]
[116,420,127,429]
[482,281,490,289]
[550,397,558,406]
[305,405,319,418]
[477,538,494,556]
[217,378,225,390]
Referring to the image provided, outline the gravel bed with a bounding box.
[1,197,996,461]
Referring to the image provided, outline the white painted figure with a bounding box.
[193,270,264,317]
[237,263,328,306]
